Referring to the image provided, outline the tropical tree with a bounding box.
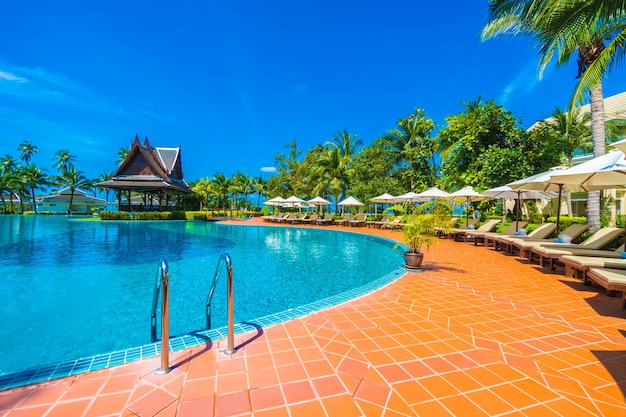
[56,167,91,214]
[382,108,436,191]
[309,145,352,213]
[481,0,626,230]
[21,164,50,214]
[253,175,267,208]
[211,173,231,210]
[0,155,20,212]
[18,141,39,164]
[96,171,114,210]
[54,149,77,173]
[116,147,129,166]
[437,97,525,190]
[192,178,213,209]
[327,130,362,159]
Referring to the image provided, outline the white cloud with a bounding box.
[294,83,308,94]
[260,166,276,173]
[0,71,28,83]
[499,63,539,105]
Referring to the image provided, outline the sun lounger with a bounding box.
[511,223,591,258]
[529,227,623,268]
[366,215,390,228]
[452,219,501,242]
[584,268,626,309]
[277,213,298,223]
[349,213,368,227]
[291,213,309,224]
[316,214,335,225]
[334,213,352,226]
[494,222,557,253]
[303,213,319,224]
[559,246,626,280]
[436,218,460,238]
[474,222,528,247]
[382,217,404,230]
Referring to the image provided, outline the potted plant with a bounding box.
[394,202,451,269]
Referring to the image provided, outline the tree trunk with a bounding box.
[586,83,606,232]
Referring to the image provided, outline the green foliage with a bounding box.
[393,202,450,253]
[545,216,587,232]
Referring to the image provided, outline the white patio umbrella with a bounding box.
[370,193,396,214]
[508,167,588,233]
[446,186,487,227]
[307,196,331,213]
[263,196,286,205]
[394,191,424,203]
[483,185,554,230]
[338,196,364,213]
[610,138,626,153]
[416,187,450,199]
[549,150,626,237]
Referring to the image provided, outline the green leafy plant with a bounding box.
[394,201,452,253]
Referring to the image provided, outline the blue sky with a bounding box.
[2,1,626,183]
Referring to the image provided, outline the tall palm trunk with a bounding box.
[586,83,606,232]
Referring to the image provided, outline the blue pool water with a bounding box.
[0,215,404,377]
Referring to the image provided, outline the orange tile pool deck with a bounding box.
[2,218,626,416]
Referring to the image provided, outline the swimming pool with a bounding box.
[0,215,404,383]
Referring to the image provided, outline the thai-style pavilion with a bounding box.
[97,136,193,211]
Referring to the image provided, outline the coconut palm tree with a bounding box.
[116,147,129,166]
[18,141,39,165]
[54,149,77,173]
[1,155,21,211]
[192,178,213,210]
[56,167,91,215]
[310,146,351,213]
[211,173,230,211]
[21,164,50,214]
[481,0,624,230]
[382,108,435,191]
[96,171,113,210]
[327,130,362,159]
[253,175,267,209]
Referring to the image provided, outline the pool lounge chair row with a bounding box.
[262,212,369,227]
[484,222,626,308]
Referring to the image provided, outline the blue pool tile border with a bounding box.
[0,264,406,391]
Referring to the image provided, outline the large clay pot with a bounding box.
[404,251,424,269]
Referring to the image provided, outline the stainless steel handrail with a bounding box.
[154,259,171,374]
[206,253,236,355]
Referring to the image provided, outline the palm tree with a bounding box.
[116,147,129,166]
[56,167,91,214]
[481,0,623,230]
[383,108,435,190]
[253,175,267,209]
[21,164,50,214]
[18,141,39,164]
[327,130,362,159]
[192,178,213,210]
[211,173,231,211]
[54,149,77,173]
[310,146,351,213]
[1,155,20,211]
[96,171,113,210]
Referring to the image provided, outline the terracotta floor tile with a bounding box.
[440,394,490,416]
[247,367,278,389]
[126,387,177,416]
[354,379,390,407]
[250,385,284,411]
[181,377,215,401]
[215,372,247,394]
[391,380,433,405]
[311,375,347,398]
[276,363,308,383]
[417,375,460,398]
[411,399,455,416]
[282,380,316,404]
[45,399,92,417]
[376,363,411,384]
[214,390,250,417]
[176,396,214,416]
[288,399,325,417]
[465,388,516,416]
[321,394,363,417]
[60,378,106,401]
[84,392,131,417]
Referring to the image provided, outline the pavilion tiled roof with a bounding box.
[97,136,193,194]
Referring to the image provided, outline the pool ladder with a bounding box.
[150,253,236,374]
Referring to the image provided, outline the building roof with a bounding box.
[97,136,193,194]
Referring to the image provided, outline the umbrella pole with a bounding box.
[515,195,520,231]
[465,197,469,228]
[555,184,563,235]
